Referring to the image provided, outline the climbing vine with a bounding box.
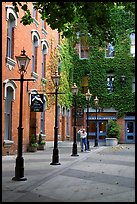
[59,6,135,118]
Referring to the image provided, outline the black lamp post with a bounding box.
[12,49,31,181]
[71,83,79,156]
[85,89,92,150]
[94,96,99,147]
[50,71,61,165]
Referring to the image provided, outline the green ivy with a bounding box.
[58,6,135,118]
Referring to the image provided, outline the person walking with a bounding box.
[80,128,88,152]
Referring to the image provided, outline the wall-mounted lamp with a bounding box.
[121,75,126,86]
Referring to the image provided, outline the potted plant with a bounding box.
[37,133,46,150]
[28,134,38,152]
[106,119,120,146]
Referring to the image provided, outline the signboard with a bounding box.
[31,94,44,112]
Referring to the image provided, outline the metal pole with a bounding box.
[71,93,79,156]
[86,102,90,150]
[94,106,98,147]
[12,73,27,181]
[50,87,60,165]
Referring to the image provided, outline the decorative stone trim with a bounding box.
[32,18,40,27]
[3,140,14,148]
[6,57,16,71]
[42,27,48,36]
[31,71,39,80]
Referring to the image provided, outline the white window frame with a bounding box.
[105,42,115,58]
[130,32,135,57]
[6,6,17,70]
[107,74,114,92]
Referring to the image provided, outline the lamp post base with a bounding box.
[50,148,61,165]
[12,156,27,181]
[71,143,79,156]
[87,140,90,151]
[94,139,98,147]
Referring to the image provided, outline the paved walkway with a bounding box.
[2,142,135,202]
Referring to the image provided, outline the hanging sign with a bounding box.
[31,94,44,112]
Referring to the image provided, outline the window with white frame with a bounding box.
[31,30,40,74]
[130,32,135,57]
[107,74,114,92]
[32,3,39,26]
[6,6,17,61]
[41,40,48,79]
[106,42,115,58]
[79,35,89,59]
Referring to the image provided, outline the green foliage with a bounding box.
[12,2,135,40]
[107,120,120,141]
[38,134,45,145]
[69,6,135,117]
[30,134,38,147]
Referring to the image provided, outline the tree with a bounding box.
[12,2,135,41]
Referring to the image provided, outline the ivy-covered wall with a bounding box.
[58,6,135,118]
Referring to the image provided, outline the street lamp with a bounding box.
[85,89,92,150]
[12,49,31,181]
[71,83,79,156]
[94,96,99,147]
[50,71,61,165]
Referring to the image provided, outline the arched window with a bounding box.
[41,40,49,78]
[31,30,40,75]
[3,80,17,141]
[6,6,18,70]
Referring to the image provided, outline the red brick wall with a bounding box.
[117,117,125,143]
[2,2,66,155]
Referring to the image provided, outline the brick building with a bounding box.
[2,2,71,155]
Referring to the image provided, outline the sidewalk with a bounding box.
[2,142,135,202]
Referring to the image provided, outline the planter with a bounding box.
[106,138,118,146]
[37,144,45,150]
[28,146,37,152]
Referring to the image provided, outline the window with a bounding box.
[106,42,115,58]
[31,30,40,76]
[41,40,48,79]
[79,35,89,59]
[107,74,114,92]
[132,76,135,93]
[6,6,17,70]
[42,20,48,35]
[81,76,88,94]
[32,36,38,73]
[130,32,135,57]
[40,112,45,134]
[32,3,39,26]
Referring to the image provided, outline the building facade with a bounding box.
[2,2,72,155]
[73,7,135,145]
